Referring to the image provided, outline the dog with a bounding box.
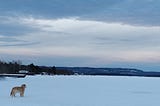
[10,84,26,97]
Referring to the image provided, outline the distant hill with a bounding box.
[56,67,160,77]
[1,60,160,77]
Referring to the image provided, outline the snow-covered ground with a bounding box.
[1,75,160,106]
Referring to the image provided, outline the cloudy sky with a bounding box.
[0,0,160,71]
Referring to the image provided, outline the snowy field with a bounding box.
[1,75,160,106]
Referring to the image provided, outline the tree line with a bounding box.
[0,60,73,75]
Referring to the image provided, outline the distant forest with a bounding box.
[0,60,73,75]
[1,60,160,77]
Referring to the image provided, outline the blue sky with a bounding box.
[0,0,160,71]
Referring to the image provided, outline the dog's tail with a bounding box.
[10,89,13,96]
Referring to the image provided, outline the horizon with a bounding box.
[0,0,160,71]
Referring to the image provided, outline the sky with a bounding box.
[0,0,160,71]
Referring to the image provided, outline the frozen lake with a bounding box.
[1,75,160,106]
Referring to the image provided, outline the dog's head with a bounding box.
[21,84,26,88]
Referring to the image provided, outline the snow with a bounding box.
[1,75,160,106]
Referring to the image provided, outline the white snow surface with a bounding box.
[1,75,160,106]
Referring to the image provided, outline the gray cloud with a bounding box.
[0,36,40,47]
[0,0,160,26]
[81,0,160,26]
[0,0,160,71]
[0,0,121,17]
[94,35,160,50]
[0,42,40,47]
[0,16,40,36]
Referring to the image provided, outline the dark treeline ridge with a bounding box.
[0,60,73,75]
[1,60,160,77]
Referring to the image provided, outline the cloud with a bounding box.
[0,42,39,47]
[0,0,160,26]
[0,0,122,16]
[1,16,160,67]
[0,16,39,36]
[0,0,160,70]
[81,0,160,26]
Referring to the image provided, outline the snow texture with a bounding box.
[1,75,160,106]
